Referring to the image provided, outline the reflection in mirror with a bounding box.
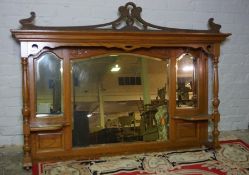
[176,53,197,108]
[71,54,169,147]
[35,52,63,116]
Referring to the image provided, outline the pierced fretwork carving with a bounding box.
[19,2,221,33]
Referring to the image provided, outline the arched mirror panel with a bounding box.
[34,52,63,116]
[71,53,170,147]
[176,53,197,109]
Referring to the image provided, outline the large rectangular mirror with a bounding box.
[71,53,170,147]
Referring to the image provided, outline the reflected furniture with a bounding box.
[140,86,169,141]
[11,2,230,168]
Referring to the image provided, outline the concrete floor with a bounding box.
[0,146,31,175]
[0,130,248,175]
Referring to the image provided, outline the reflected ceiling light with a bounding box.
[111,64,121,72]
[182,65,193,72]
[87,113,92,118]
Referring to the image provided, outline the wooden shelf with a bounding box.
[30,122,67,132]
[173,114,212,121]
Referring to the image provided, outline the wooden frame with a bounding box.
[11,2,230,168]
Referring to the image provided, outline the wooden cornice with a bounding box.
[11,30,230,42]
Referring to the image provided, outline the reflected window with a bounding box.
[71,54,169,147]
[35,52,63,115]
[176,53,197,108]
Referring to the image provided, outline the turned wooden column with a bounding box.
[211,45,221,149]
[21,57,32,168]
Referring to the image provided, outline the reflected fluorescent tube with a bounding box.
[87,113,92,118]
[182,65,193,72]
[111,64,121,72]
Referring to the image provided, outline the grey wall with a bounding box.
[0,0,248,145]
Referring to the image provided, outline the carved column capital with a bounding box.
[212,56,219,66]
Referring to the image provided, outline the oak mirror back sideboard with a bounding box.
[11,2,230,168]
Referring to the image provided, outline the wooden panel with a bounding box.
[176,121,197,141]
[36,132,64,153]
[174,120,208,146]
[199,121,208,144]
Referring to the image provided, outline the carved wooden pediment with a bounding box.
[19,2,221,33]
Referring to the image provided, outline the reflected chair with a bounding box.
[118,113,138,142]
